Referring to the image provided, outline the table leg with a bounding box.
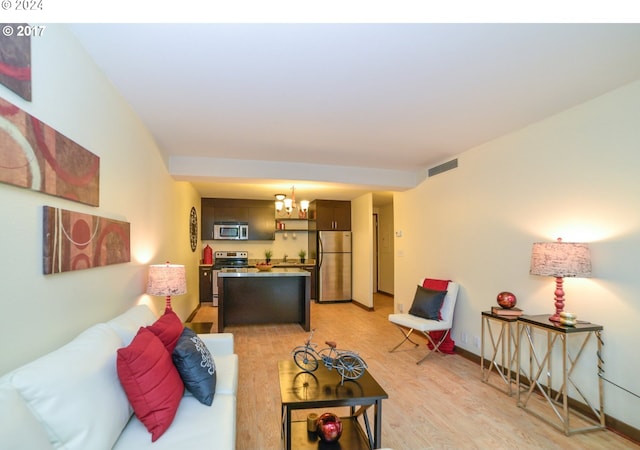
[362,408,373,449]
[281,404,291,450]
[374,399,382,449]
[597,331,605,428]
[562,334,569,435]
[505,321,512,395]
[481,316,486,378]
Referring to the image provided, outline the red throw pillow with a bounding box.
[422,278,449,291]
[117,328,184,442]
[146,308,183,353]
[422,278,450,320]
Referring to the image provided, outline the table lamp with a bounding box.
[529,238,591,323]
[146,262,187,311]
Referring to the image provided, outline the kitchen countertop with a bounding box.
[199,262,315,267]
[251,260,315,267]
[218,268,310,277]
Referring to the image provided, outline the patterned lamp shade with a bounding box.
[530,241,592,278]
[147,263,187,309]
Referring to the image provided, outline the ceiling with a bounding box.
[68,23,640,205]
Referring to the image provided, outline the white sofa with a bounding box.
[0,305,238,450]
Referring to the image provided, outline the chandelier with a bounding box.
[275,186,309,218]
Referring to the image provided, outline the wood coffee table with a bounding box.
[278,359,388,449]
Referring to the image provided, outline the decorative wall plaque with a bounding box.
[0,97,100,206]
[43,206,130,274]
[0,24,31,101]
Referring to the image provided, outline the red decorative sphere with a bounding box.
[497,291,517,309]
[316,413,343,443]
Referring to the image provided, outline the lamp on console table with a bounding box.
[529,238,591,323]
[146,262,187,311]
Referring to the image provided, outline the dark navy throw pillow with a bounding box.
[172,328,216,406]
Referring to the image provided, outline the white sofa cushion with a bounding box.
[10,324,132,450]
[107,304,158,345]
[0,383,53,449]
[212,354,238,396]
[113,394,236,449]
[198,333,235,356]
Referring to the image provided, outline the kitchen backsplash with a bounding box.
[202,231,310,264]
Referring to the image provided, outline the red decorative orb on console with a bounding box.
[496,291,517,309]
[316,412,343,443]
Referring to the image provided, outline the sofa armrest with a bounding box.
[198,333,234,357]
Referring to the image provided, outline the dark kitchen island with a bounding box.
[217,268,311,331]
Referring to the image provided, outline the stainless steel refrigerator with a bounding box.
[317,231,352,303]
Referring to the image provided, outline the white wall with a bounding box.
[0,25,201,374]
[352,193,373,308]
[394,80,640,430]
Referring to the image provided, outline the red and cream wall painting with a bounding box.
[43,206,130,275]
[0,24,31,101]
[0,97,100,206]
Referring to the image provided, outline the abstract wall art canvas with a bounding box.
[0,24,32,101]
[43,206,130,274]
[0,97,100,206]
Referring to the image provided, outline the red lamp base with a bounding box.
[549,276,565,323]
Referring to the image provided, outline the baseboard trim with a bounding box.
[455,347,640,445]
[186,305,201,322]
[352,300,374,311]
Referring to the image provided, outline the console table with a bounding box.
[516,314,605,435]
[481,311,520,395]
[278,360,388,449]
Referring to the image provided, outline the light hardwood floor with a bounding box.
[191,295,639,449]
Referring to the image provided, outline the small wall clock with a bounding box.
[189,207,198,252]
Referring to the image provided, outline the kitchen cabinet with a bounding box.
[199,266,213,303]
[309,200,351,231]
[201,198,275,240]
[248,204,275,240]
[201,199,216,240]
[214,206,248,223]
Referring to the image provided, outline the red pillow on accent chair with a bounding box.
[422,278,450,291]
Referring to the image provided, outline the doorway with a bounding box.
[372,196,394,297]
[373,212,379,293]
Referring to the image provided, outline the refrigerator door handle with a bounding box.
[318,237,324,268]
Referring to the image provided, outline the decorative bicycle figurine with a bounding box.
[292,328,368,384]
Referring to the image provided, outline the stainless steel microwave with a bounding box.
[214,223,248,240]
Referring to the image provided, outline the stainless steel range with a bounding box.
[212,251,249,305]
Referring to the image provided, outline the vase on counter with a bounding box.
[203,245,213,265]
